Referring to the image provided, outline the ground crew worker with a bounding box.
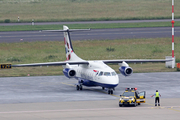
[151,90,161,106]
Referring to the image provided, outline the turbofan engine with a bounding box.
[119,61,133,76]
[63,68,76,78]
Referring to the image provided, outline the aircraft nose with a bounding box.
[107,76,119,87]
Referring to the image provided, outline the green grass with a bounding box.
[1,21,180,31]
[0,0,180,23]
[0,37,179,77]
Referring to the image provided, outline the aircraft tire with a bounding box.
[111,90,113,94]
[76,85,79,90]
[119,104,122,107]
[80,85,83,90]
[108,90,113,94]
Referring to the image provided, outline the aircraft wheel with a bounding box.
[108,90,110,94]
[138,103,141,105]
[80,85,83,90]
[111,90,113,94]
[76,85,80,90]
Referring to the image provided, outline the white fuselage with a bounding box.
[71,61,119,88]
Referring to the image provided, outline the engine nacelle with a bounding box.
[63,68,76,78]
[119,66,133,76]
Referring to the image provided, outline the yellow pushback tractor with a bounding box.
[119,88,146,107]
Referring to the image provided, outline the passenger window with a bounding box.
[99,71,103,76]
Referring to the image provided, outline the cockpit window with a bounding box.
[111,72,116,76]
[104,72,111,76]
[99,71,103,76]
[98,71,115,76]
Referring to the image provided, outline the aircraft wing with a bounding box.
[4,59,171,67]
[102,59,172,64]
[12,61,89,67]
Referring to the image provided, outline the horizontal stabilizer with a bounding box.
[41,28,90,32]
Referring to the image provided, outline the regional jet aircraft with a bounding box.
[7,26,170,94]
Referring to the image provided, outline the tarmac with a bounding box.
[0,72,180,120]
[0,99,180,120]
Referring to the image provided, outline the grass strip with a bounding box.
[1,21,180,32]
[1,0,180,23]
[0,37,179,77]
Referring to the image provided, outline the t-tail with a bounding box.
[42,25,90,62]
[63,26,84,61]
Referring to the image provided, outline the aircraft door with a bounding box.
[136,91,146,103]
[93,71,99,80]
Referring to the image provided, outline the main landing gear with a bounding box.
[76,80,83,91]
[76,84,83,90]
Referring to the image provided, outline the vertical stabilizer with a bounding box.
[63,25,84,61]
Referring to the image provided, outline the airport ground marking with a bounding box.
[145,103,154,106]
[167,108,180,112]
[61,82,75,87]
[59,82,180,112]
[147,106,180,112]
[144,101,180,112]
[1,105,180,115]
[0,106,173,114]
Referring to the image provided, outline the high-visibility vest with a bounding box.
[156,92,160,97]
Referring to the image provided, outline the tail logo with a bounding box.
[64,36,73,60]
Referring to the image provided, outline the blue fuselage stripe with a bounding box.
[75,77,118,88]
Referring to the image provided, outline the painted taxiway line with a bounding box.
[61,82,75,87]
[59,82,180,113]
[0,106,180,114]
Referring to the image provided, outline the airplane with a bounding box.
[2,25,171,94]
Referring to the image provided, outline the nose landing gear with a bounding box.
[108,89,113,94]
[102,87,114,94]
